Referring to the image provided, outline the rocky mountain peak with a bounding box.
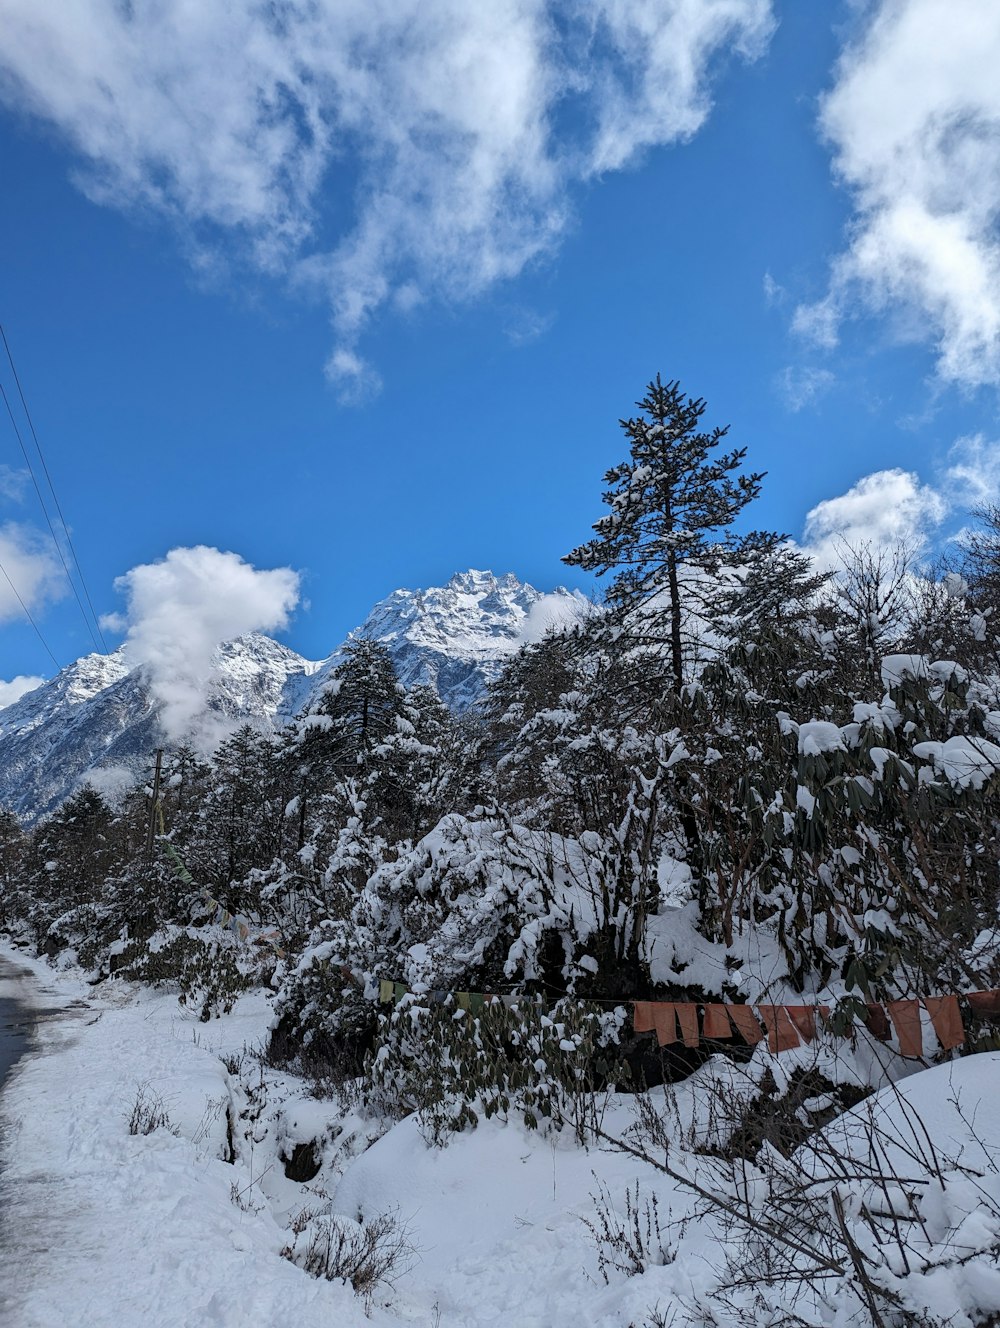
[0,570,592,819]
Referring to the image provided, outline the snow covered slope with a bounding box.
[0,571,589,820]
[0,635,322,821]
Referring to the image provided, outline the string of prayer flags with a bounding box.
[377,982,544,1011]
[160,835,285,956]
[787,1005,823,1044]
[886,1000,923,1058]
[724,1004,765,1047]
[631,990,975,1057]
[633,1002,699,1048]
[162,839,195,886]
[967,990,1000,1019]
[702,1005,733,1040]
[757,1006,804,1054]
[863,1004,891,1042]
[374,976,998,1061]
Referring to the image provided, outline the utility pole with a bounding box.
[145,748,164,857]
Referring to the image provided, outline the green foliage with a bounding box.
[270,950,377,1082]
[366,996,630,1145]
[115,930,254,1020]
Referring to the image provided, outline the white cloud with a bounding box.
[520,589,593,644]
[0,465,28,503]
[324,348,383,405]
[943,433,1000,508]
[107,545,300,747]
[79,763,137,806]
[762,271,786,307]
[800,434,1000,569]
[0,0,773,395]
[0,521,65,623]
[775,364,834,412]
[581,0,775,173]
[796,0,1000,389]
[0,673,44,708]
[801,468,947,566]
[504,306,556,347]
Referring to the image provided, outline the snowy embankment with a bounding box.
[3,938,1000,1328]
[0,942,676,1327]
[0,945,368,1327]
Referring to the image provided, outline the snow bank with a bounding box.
[0,945,370,1328]
[7,938,1000,1328]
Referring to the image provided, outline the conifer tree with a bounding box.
[190,724,287,893]
[564,375,779,692]
[28,787,116,945]
[309,637,404,775]
[0,808,26,927]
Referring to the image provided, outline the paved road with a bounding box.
[0,956,40,1326]
[0,961,30,1099]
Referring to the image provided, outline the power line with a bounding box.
[0,376,103,654]
[0,326,109,654]
[0,553,61,671]
[0,336,107,655]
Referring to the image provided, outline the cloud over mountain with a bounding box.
[104,545,300,746]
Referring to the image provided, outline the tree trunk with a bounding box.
[667,548,684,694]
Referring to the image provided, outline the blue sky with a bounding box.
[0,1,998,695]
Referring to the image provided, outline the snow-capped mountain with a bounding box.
[343,569,591,709]
[0,571,590,820]
[0,634,323,821]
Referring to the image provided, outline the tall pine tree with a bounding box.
[564,375,779,692]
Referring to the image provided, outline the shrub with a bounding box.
[280,1207,413,1306]
[268,951,376,1085]
[126,1084,173,1136]
[582,1176,677,1283]
[115,929,253,1019]
[365,994,630,1145]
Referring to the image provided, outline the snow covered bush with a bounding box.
[594,1053,1000,1328]
[116,928,256,1020]
[367,994,630,1145]
[269,945,377,1086]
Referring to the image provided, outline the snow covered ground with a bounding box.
[3,940,1000,1327]
[0,942,677,1327]
[0,947,369,1327]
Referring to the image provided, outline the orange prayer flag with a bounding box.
[675,1003,700,1048]
[922,995,965,1051]
[702,1004,733,1039]
[633,1001,657,1035]
[967,990,1000,1019]
[864,1004,891,1041]
[785,1006,817,1043]
[652,1003,678,1047]
[887,1000,924,1058]
[757,1006,802,1053]
[727,1004,765,1046]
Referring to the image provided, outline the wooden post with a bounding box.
[145,748,163,857]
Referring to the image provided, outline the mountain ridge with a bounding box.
[0,570,590,820]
